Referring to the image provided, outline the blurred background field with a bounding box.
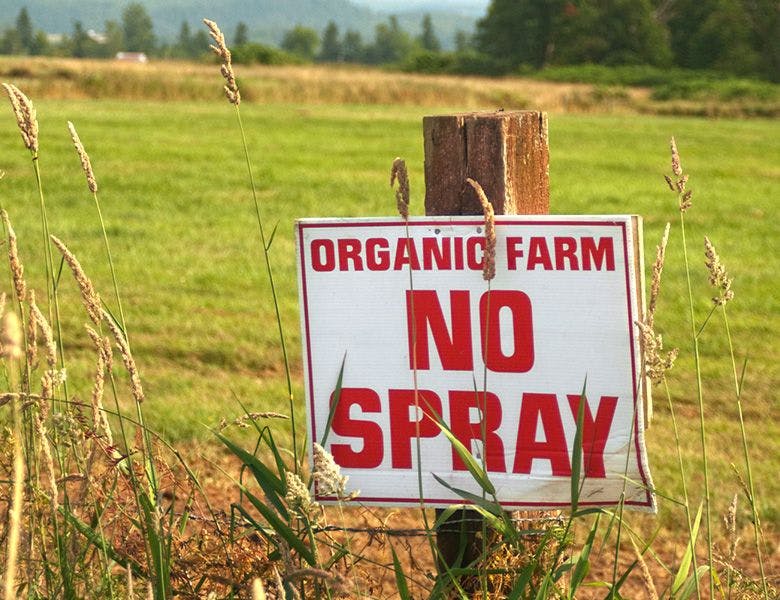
[0,60,777,544]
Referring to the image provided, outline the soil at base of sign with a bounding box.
[184,443,778,598]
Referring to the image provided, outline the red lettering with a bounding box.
[581,237,615,271]
[513,393,571,476]
[466,237,484,270]
[527,237,553,270]
[480,290,534,373]
[449,391,505,472]
[366,238,390,271]
[567,395,618,478]
[330,388,383,468]
[394,238,421,270]
[554,237,579,271]
[338,238,363,271]
[506,237,524,270]
[389,389,442,468]
[453,237,464,270]
[311,239,335,271]
[422,237,451,270]
[406,290,473,371]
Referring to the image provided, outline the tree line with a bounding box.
[2,1,777,82]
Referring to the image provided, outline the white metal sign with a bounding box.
[297,216,654,511]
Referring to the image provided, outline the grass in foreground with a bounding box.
[0,57,777,596]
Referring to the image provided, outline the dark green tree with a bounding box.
[742,0,780,82]
[454,29,472,53]
[192,30,209,56]
[366,16,413,64]
[122,2,155,53]
[176,21,192,57]
[104,20,125,56]
[418,14,441,52]
[342,29,364,62]
[29,30,49,55]
[71,21,89,58]
[319,21,342,62]
[281,25,319,60]
[558,0,672,66]
[687,0,760,74]
[234,21,249,46]
[0,29,23,55]
[476,0,566,69]
[15,8,34,53]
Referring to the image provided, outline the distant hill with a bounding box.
[352,0,488,18]
[0,0,477,49]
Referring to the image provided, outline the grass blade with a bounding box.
[568,513,600,597]
[430,411,495,496]
[672,501,703,596]
[318,354,346,447]
[239,487,317,566]
[390,543,412,600]
[215,431,288,519]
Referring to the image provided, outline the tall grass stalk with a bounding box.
[707,239,769,598]
[669,137,715,595]
[62,117,168,596]
[3,82,83,594]
[390,157,442,587]
[1,313,23,600]
[203,18,299,473]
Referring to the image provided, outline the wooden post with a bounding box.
[422,110,550,578]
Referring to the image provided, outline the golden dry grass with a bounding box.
[0,56,644,113]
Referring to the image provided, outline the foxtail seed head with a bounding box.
[2,210,27,303]
[666,137,692,212]
[2,83,38,153]
[647,223,670,326]
[636,319,678,384]
[50,235,102,326]
[285,471,318,518]
[101,308,144,404]
[390,157,410,219]
[0,311,23,360]
[67,122,98,194]
[704,236,734,305]
[312,442,349,498]
[466,178,496,281]
[203,19,241,105]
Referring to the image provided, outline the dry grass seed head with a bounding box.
[252,578,267,600]
[312,442,349,498]
[2,210,27,303]
[636,320,678,384]
[285,471,318,520]
[50,235,102,326]
[725,492,740,562]
[2,82,38,153]
[203,19,240,105]
[86,325,113,444]
[670,137,682,177]
[647,223,671,326]
[466,178,496,281]
[704,236,734,305]
[1,311,23,360]
[101,308,145,404]
[26,288,38,368]
[632,537,659,600]
[390,157,410,219]
[667,137,692,211]
[29,295,56,370]
[67,121,98,194]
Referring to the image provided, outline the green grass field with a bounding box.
[0,98,778,539]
